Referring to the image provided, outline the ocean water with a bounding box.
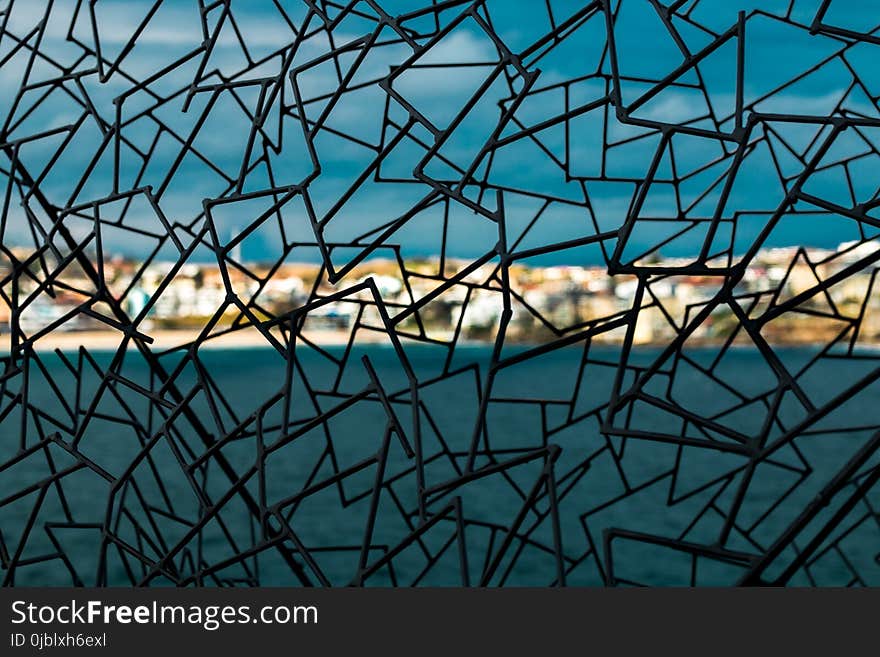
[2,343,879,586]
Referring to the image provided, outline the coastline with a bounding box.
[0,329,863,353]
[0,329,389,353]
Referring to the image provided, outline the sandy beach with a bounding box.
[0,328,393,353]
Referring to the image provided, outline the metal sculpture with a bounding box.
[0,0,878,586]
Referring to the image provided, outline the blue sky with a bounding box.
[2,0,879,266]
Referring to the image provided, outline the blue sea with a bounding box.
[2,344,879,586]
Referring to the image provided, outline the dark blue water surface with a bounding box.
[2,343,879,586]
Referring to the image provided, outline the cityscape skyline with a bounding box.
[4,236,879,348]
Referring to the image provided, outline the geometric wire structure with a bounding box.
[1,0,879,586]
